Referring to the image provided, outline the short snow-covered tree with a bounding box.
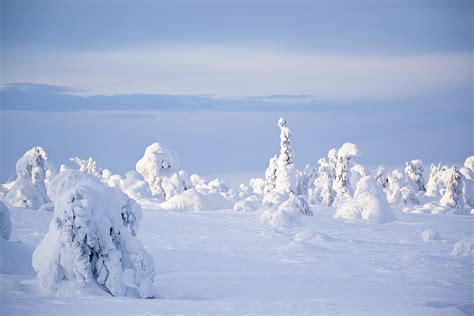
[440,166,464,211]
[386,169,419,205]
[32,170,155,298]
[136,142,181,200]
[426,163,443,198]
[375,166,388,188]
[335,176,395,223]
[0,201,12,240]
[464,156,474,172]
[4,147,52,209]
[264,155,278,194]
[333,143,360,198]
[310,157,336,206]
[249,178,265,196]
[296,164,317,197]
[404,159,426,193]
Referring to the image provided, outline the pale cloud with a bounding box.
[3,45,472,100]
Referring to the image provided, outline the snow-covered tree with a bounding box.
[375,166,388,188]
[404,159,426,193]
[4,147,52,209]
[296,164,317,197]
[32,170,155,298]
[310,157,336,206]
[121,171,154,201]
[136,142,181,200]
[333,143,360,197]
[426,163,443,198]
[249,178,265,195]
[386,170,419,205]
[274,118,296,195]
[0,201,12,240]
[264,155,278,195]
[464,156,474,172]
[335,176,395,223]
[440,166,464,210]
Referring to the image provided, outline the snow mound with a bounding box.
[451,239,474,256]
[421,229,441,241]
[335,176,395,223]
[294,230,337,243]
[32,170,155,299]
[159,188,232,212]
[4,146,52,209]
[121,171,154,201]
[0,201,12,240]
[261,195,312,228]
[0,239,35,275]
[233,200,258,212]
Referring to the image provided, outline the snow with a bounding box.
[335,176,396,223]
[421,229,441,241]
[1,203,472,315]
[451,239,474,256]
[0,201,12,240]
[159,188,232,212]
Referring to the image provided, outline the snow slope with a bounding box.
[0,205,472,315]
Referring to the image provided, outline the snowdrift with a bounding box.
[159,188,233,212]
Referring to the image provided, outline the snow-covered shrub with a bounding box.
[32,170,155,298]
[161,170,192,200]
[249,178,265,195]
[233,199,258,212]
[159,188,232,212]
[405,159,426,193]
[208,178,230,194]
[238,184,251,199]
[440,166,464,211]
[375,166,388,188]
[386,169,419,205]
[333,143,360,198]
[261,194,312,228]
[421,229,441,241]
[264,156,278,194]
[121,171,154,201]
[459,166,474,208]
[0,201,12,240]
[190,174,208,192]
[4,147,52,209]
[335,176,395,223]
[136,142,180,199]
[262,190,285,206]
[452,239,474,256]
[464,156,474,172]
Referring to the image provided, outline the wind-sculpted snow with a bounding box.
[32,170,155,298]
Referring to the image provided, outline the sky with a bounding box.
[0,0,473,183]
[1,0,472,99]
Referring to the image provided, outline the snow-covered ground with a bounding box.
[1,205,472,315]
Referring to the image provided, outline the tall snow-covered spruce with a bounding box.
[4,147,53,209]
[261,118,312,227]
[32,170,155,298]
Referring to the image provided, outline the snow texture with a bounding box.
[452,239,474,256]
[421,229,441,241]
